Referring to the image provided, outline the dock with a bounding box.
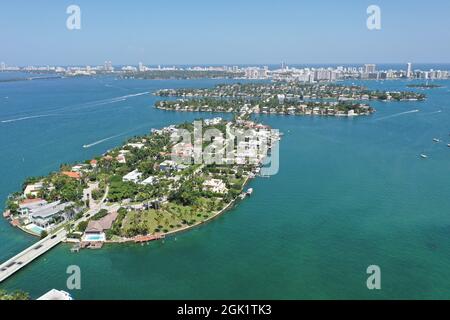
[134,234,165,243]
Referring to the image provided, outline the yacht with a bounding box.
[420,154,428,159]
[433,138,441,143]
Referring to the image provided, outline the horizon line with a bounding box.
[3,62,450,67]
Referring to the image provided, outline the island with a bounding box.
[121,70,244,80]
[153,82,429,118]
[406,83,443,89]
[3,118,280,249]
[156,82,427,101]
[156,97,374,117]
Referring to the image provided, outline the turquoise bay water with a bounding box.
[0,75,450,299]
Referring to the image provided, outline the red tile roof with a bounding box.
[62,171,81,179]
[20,198,44,205]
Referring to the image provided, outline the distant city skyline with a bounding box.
[2,61,449,83]
[1,0,450,65]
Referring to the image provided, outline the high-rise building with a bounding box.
[364,64,376,74]
[407,62,413,78]
[103,61,113,72]
[0,62,5,71]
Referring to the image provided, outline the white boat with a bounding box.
[447,144,450,148]
[433,138,441,143]
[246,188,254,195]
[420,154,428,159]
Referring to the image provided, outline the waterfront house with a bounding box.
[23,182,43,197]
[30,201,73,228]
[204,117,222,125]
[71,164,85,172]
[83,211,119,242]
[62,171,81,180]
[19,198,48,216]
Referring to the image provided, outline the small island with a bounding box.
[156,97,374,117]
[121,70,244,80]
[153,81,429,118]
[406,83,443,89]
[3,118,280,249]
[156,82,427,101]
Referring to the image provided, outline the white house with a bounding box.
[30,201,73,228]
[140,176,157,185]
[126,142,145,149]
[159,160,178,172]
[204,117,222,125]
[23,182,43,197]
[19,198,48,215]
[203,179,228,194]
[122,170,142,183]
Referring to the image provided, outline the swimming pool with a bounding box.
[83,234,106,242]
[26,224,45,235]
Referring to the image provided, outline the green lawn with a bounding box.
[121,198,224,237]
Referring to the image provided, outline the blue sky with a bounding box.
[1,0,450,65]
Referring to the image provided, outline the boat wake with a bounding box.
[423,110,442,115]
[1,114,55,123]
[83,133,124,148]
[82,121,154,148]
[373,109,420,121]
[2,92,149,124]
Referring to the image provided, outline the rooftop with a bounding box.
[85,211,118,233]
[37,289,73,300]
[31,201,72,219]
[62,171,81,179]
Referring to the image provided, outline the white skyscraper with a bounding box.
[0,62,5,71]
[364,64,376,74]
[103,61,113,72]
[407,62,413,78]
